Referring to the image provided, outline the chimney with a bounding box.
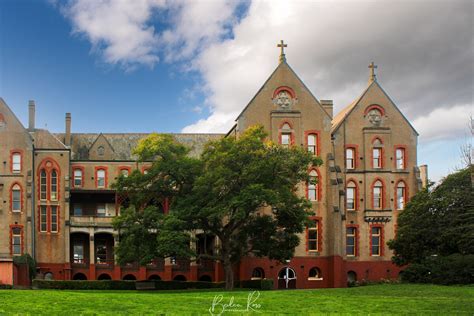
[28,100,35,131]
[65,113,71,146]
[321,100,333,118]
[419,164,428,188]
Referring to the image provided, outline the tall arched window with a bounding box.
[346,181,357,211]
[372,138,383,168]
[40,169,47,200]
[396,181,406,210]
[280,123,292,148]
[51,169,58,201]
[11,184,21,212]
[372,180,383,209]
[307,134,317,155]
[308,170,318,201]
[346,147,355,169]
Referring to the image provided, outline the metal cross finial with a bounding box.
[369,62,378,82]
[277,40,287,63]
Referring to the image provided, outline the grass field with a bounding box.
[0,284,472,315]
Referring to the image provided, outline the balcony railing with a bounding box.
[69,216,114,227]
[197,258,215,271]
[71,258,90,267]
[95,259,115,268]
[121,262,139,270]
[147,259,165,271]
[172,259,190,271]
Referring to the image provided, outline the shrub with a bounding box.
[237,279,274,290]
[400,254,474,285]
[0,284,13,289]
[32,280,136,290]
[143,280,225,290]
[13,253,36,280]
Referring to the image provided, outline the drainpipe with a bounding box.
[31,146,35,261]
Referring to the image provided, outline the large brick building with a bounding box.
[0,47,427,288]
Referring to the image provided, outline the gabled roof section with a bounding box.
[0,97,33,143]
[32,129,68,149]
[331,80,419,135]
[235,61,331,123]
[89,133,115,153]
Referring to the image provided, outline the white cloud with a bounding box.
[413,104,473,142]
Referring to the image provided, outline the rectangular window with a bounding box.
[307,134,317,155]
[40,170,47,200]
[73,204,83,216]
[281,133,290,148]
[12,153,21,173]
[346,227,356,256]
[346,148,355,169]
[11,227,22,256]
[40,206,47,232]
[373,187,382,209]
[373,148,382,168]
[73,169,83,187]
[50,170,58,201]
[396,148,405,169]
[96,204,106,217]
[307,220,319,252]
[346,187,355,211]
[51,206,58,233]
[73,243,84,263]
[97,169,106,188]
[371,227,381,256]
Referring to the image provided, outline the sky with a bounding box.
[0,0,472,182]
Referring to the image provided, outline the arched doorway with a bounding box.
[347,271,357,283]
[278,267,296,289]
[148,275,161,281]
[199,275,212,282]
[251,267,265,280]
[98,273,112,280]
[173,275,187,281]
[73,273,87,280]
[123,274,136,281]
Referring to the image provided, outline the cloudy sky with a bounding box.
[0,0,472,181]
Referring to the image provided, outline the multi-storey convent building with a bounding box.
[0,46,427,288]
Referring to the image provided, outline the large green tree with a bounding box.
[172,126,322,289]
[388,166,474,272]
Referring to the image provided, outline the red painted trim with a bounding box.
[272,86,296,99]
[9,224,24,256]
[10,149,23,173]
[345,144,359,169]
[345,178,358,211]
[304,130,321,156]
[394,145,407,170]
[278,120,295,146]
[370,178,385,209]
[394,179,409,210]
[346,224,359,257]
[118,166,132,177]
[364,104,385,116]
[369,224,384,256]
[9,182,23,213]
[306,168,322,202]
[0,113,4,122]
[37,157,61,202]
[72,166,85,188]
[94,166,108,188]
[306,216,323,253]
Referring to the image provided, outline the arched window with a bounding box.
[372,180,383,209]
[40,169,47,200]
[50,169,58,201]
[346,181,357,211]
[307,170,318,201]
[372,138,383,168]
[307,134,317,155]
[73,168,83,187]
[11,184,21,212]
[396,181,406,210]
[96,169,106,188]
[251,267,265,280]
[280,123,292,148]
[346,147,355,169]
[395,147,406,169]
[308,267,321,279]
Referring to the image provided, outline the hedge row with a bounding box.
[0,284,13,289]
[32,280,136,290]
[136,280,225,290]
[236,279,274,290]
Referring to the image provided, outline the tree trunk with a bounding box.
[223,259,234,290]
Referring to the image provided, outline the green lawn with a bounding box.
[0,284,472,315]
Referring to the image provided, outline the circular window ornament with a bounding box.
[368,109,382,126]
[275,90,293,109]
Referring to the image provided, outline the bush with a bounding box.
[400,254,474,285]
[237,279,274,290]
[13,253,36,280]
[139,280,225,290]
[0,284,13,289]
[32,280,136,290]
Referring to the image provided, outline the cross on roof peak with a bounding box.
[277,40,287,63]
[369,62,378,82]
